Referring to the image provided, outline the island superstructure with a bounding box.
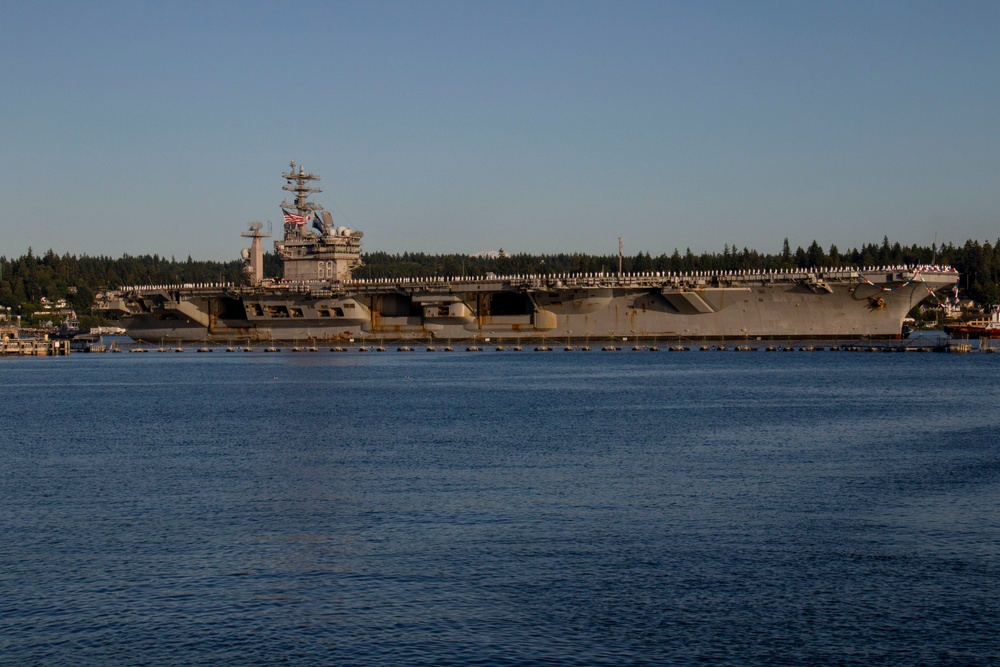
[96,163,960,343]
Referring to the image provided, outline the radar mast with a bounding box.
[241,221,271,285]
[280,161,323,220]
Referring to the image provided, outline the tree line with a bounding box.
[2,237,999,326]
[362,236,999,305]
[0,249,243,325]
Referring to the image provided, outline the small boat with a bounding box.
[944,306,1000,338]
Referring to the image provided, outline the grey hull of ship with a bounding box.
[113,274,950,343]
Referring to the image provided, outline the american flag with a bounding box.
[282,209,306,226]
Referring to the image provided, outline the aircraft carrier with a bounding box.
[96,163,960,344]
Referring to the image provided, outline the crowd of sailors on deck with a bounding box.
[113,264,956,293]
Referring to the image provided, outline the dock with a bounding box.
[0,335,71,356]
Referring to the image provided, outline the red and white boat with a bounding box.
[945,306,1000,338]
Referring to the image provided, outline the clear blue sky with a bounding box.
[2,0,998,261]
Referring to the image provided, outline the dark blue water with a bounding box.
[2,349,999,666]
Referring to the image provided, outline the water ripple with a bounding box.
[1,353,998,665]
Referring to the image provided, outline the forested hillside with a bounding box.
[0,250,244,325]
[350,236,1000,304]
[2,237,999,326]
